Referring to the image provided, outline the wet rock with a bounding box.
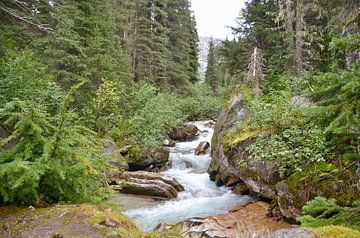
[276,183,302,219]
[112,171,184,199]
[163,135,176,147]
[237,160,281,200]
[195,141,210,155]
[232,182,250,195]
[169,124,199,141]
[181,202,292,238]
[266,228,315,238]
[128,147,170,171]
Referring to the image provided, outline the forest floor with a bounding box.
[0,203,143,238]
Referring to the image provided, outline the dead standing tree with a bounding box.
[247,47,266,101]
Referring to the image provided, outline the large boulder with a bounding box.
[208,94,247,187]
[208,91,359,220]
[168,124,199,141]
[127,147,170,171]
[110,171,184,199]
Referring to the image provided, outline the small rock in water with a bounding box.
[195,141,210,155]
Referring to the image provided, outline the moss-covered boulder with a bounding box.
[208,90,359,221]
[208,92,281,198]
[276,163,359,219]
[208,94,248,187]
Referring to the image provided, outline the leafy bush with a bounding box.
[247,91,303,131]
[180,83,222,120]
[244,91,331,175]
[99,82,185,150]
[246,125,330,175]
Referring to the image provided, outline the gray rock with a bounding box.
[266,228,315,238]
[208,94,247,187]
[103,138,129,171]
[111,171,184,199]
[168,124,199,141]
[195,141,210,155]
[128,147,170,171]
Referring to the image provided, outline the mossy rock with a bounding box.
[276,162,359,219]
[309,226,360,238]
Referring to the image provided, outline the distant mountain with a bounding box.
[198,36,222,80]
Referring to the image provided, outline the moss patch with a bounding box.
[221,122,265,152]
[309,226,360,238]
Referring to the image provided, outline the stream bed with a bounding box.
[120,121,254,231]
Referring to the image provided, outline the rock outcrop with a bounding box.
[195,141,210,155]
[110,171,184,199]
[168,124,199,141]
[208,94,247,187]
[208,92,359,220]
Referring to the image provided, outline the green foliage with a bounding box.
[108,83,185,149]
[245,92,331,175]
[298,197,360,231]
[310,226,360,238]
[247,92,303,131]
[0,49,62,110]
[247,125,330,175]
[180,83,222,120]
[0,90,104,205]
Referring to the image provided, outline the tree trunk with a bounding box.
[294,0,304,76]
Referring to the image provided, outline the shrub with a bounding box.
[0,90,104,205]
[246,125,330,175]
[180,83,222,120]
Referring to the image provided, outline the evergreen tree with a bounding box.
[205,38,219,94]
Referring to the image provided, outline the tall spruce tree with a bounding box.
[205,38,219,94]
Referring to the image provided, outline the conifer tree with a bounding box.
[205,39,219,94]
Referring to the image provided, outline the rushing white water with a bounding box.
[124,121,253,231]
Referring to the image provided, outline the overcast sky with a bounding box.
[190,0,245,39]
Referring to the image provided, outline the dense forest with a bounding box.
[0,0,359,237]
[0,0,222,205]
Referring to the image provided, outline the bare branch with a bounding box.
[0,5,52,32]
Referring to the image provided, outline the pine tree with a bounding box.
[205,38,219,94]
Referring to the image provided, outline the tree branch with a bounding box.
[0,5,52,32]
